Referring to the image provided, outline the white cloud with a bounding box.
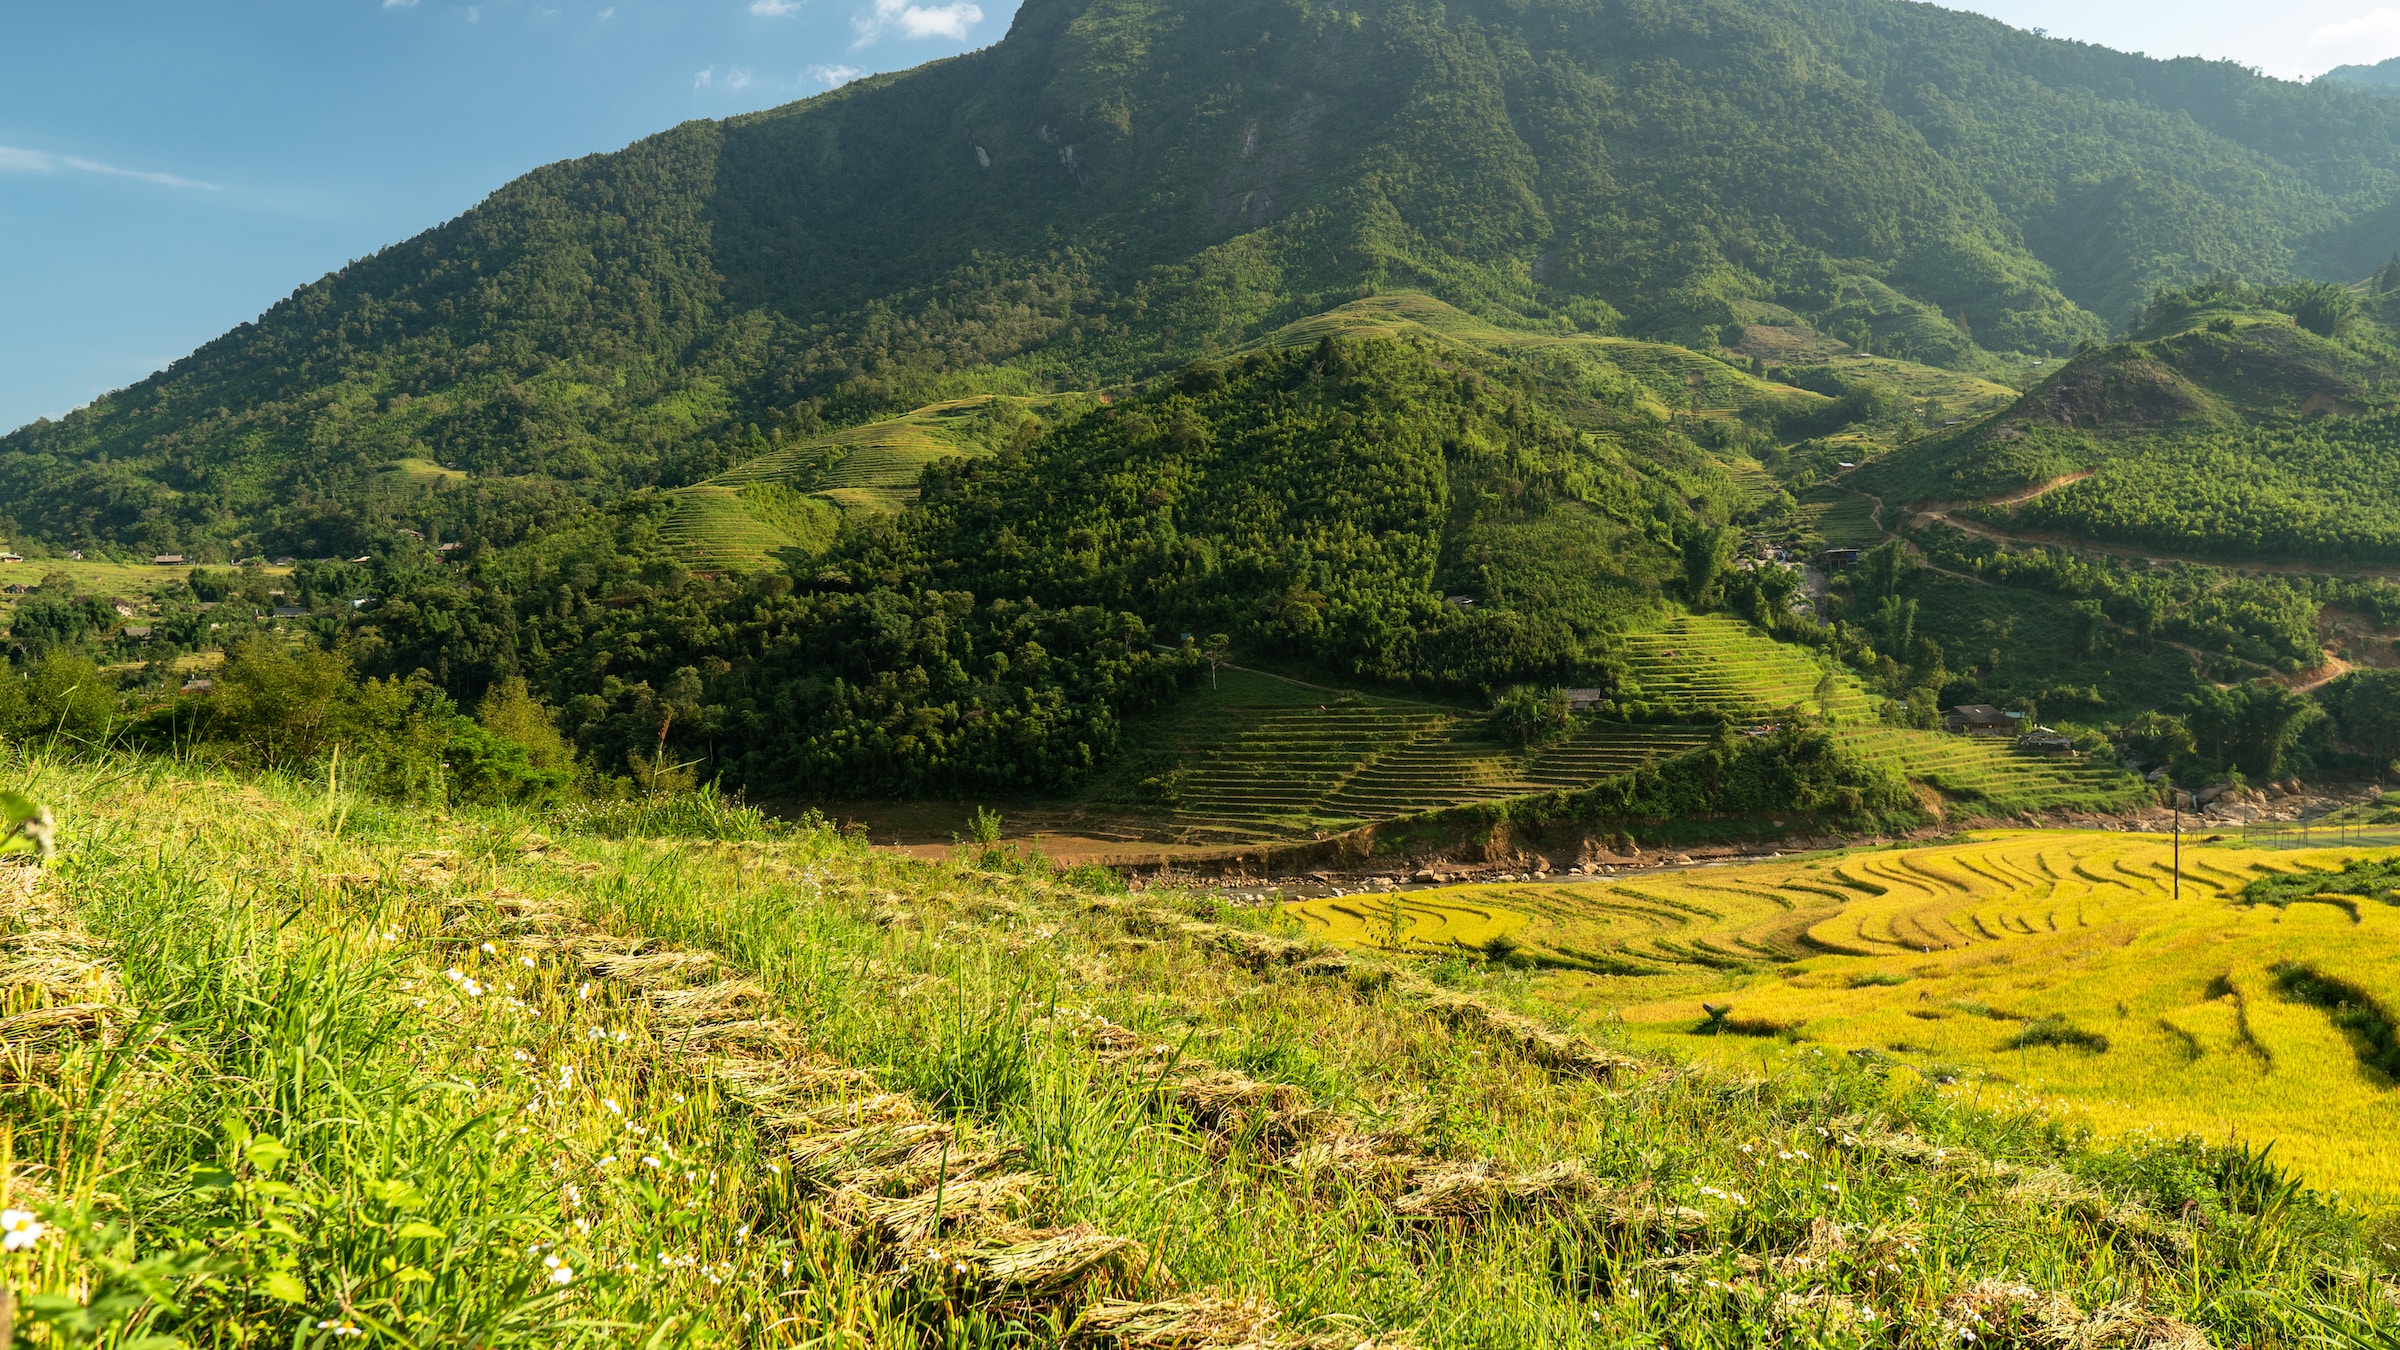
[751,0,803,14]
[726,67,754,90]
[809,63,863,86]
[0,144,216,190]
[597,6,615,17]
[383,0,419,7]
[694,65,715,87]
[851,0,982,45]
[2307,7,2400,53]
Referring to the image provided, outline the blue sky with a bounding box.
[4,0,2398,434]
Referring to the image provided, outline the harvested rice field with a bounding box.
[1292,831,2400,1198]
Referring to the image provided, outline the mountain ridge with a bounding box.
[10,0,2400,557]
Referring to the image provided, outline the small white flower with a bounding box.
[521,955,536,968]
[545,1254,574,1286]
[643,1156,661,1168]
[578,982,592,1000]
[482,942,497,954]
[602,1098,622,1117]
[445,967,465,983]
[1,1209,44,1251]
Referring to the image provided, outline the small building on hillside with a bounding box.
[122,625,154,641]
[151,554,186,566]
[1945,704,2021,736]
[2017,727,2077,756]
[1564,688,1609,711]
[1812,548,1862,569]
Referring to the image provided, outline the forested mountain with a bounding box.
[8,0,2400,556]
[2321,56,2400,96]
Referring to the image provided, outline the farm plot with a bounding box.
[1616,614,1880,719]
[1092,669,1708,840]
[1790,486,1883,549]
[1315,832,2400,1195]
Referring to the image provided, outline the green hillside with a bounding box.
[14,0,2400,556]
[1862,277,2400,565]
[657,394,1081,567]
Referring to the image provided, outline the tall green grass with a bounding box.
[3,747,2396,1346]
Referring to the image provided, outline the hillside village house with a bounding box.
[1945,704,2023,736]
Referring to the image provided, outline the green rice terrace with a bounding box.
[1786,486,1886,551]
[1048,617,2145,846]
[660,395,1083,569]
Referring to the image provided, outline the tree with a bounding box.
[1201,634,1231,690]
[2060,599,2104,659]
[2181,681,2321,779]
[1678,524,1734,609]
[2326,668,2400,768]
[1491,686,1572,746]
[1859,541,1909,603]
[2276,280,2357,338]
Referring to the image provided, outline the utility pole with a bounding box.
[2172,789,2183,901]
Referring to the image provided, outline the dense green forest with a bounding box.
[12,0,2400,555]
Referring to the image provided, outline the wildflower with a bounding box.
[1778,1151,1795,1161]
[1739,1144,1753,1154]
[545,1254,574,1286]
[602,1097,623,1117]
[1823,1182,1840,1193]
[578,982,592,1000]
[445,968,465,983]
[558,1064,575,1089]
[598,1155,618,1166]
[643,1156,661,1168]
[315,1320,365,1339]
[2,1210,44,1251]
[482,942,497,954]
[521,955,536,968]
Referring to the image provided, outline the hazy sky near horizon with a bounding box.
[4,0,2399,436]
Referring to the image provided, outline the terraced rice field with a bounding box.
[1101,621,2141,842]
[1303,832,2400,1195]
[1285,887,1528,952]
[1844,728,2148,813]
[657,486,813,571]
[1791,485,1884,549]
[1616,617,2143,812]
[1617,614,1880,719]
[1098,669,1710,839]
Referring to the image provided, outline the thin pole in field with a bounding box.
[2172,792,2182,901]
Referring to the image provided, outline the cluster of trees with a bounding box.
[1911,529,2324,671]
[2019,412,2400,565]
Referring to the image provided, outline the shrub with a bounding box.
[2004,1015,2110,1053]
